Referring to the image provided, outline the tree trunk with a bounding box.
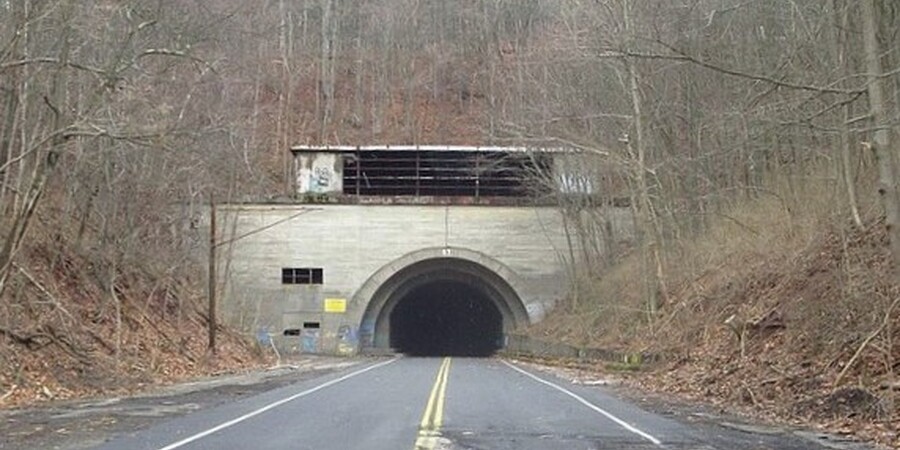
[0,0,72,297]
[320,0,336,137]
[623,0,659,316]
[861,0,900,281]
[829,0,863,228]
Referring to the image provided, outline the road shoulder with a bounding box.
[503,358,884,450]
[0,356,363,450]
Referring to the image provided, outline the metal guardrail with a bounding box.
[499,334,661,365]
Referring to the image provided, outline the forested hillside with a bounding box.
[1,2,899,444]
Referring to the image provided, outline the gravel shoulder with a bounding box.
[0,356,364,450]
[511,358,886,450]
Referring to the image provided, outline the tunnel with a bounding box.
[358,254,530,357]
[389,279,503,356]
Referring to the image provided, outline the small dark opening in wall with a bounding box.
[283,328,301,336]
[303,322,321,329]
[282,268,324,285]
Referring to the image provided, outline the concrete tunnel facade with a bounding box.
[211,146,634,356]
[212,203,638,356]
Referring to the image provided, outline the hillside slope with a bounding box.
[0,228,267,408]
[532,189,899,446]
[640,221,896,446]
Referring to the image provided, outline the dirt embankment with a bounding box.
[635,221,897,446]
[0,235,270,409]
[534,204,899,447]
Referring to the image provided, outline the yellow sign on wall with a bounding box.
[324,298,347,313]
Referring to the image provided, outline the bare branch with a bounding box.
[137,49,216,73]
[596,42,864,95]
[0,57,106,76]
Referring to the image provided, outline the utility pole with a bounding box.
[208,193,217,354]
[206,203,318,355]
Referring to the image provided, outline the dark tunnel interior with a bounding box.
[389,279,503,357]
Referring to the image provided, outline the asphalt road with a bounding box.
[87,358,874,450]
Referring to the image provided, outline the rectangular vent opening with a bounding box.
[282,268,324,285]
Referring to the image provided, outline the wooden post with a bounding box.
[208,193,217,354]
[475,152,481,199]
[355,147,361,196]
[415,149,421,197]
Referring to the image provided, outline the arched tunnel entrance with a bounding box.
[359,255,529,357]
[389,279,503,356]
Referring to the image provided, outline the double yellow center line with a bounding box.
[414,357,452,450]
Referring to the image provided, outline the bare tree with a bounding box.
[861,0,900,281]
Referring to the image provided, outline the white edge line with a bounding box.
[158,358,399,450]
[501,360,662,446]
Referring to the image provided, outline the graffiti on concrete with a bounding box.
[312,166,332,190]
[359,320,375,347]
[256,328,272,346]
[337,325,358,355]
[301,327,320,353]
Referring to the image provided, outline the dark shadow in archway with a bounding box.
[359,256,529,355]
[389,279,503,357]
